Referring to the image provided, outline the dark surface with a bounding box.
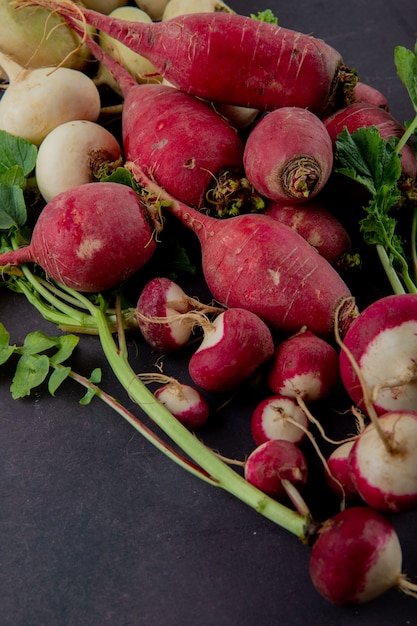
[2,1,417,624]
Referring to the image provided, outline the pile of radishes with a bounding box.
[1,0,417,607]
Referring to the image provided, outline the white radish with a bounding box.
[83,0,128,14]
[250,395,308,446]
[162,0,234,21]
[0,52,101,145]
[35,120,123,202]
[134,0,170,21]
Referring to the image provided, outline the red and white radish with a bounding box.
[325,440,358,501]
[23,0,355,116]
[244,439,308,500]
[309,506,409,605]
[267,328,340,402]
[0,182,157,292]
[250,395,308,446]
[0,51,101,145]
[131,165,358,337]
[244,108,334,203]
[188,307,274,394]
[35,120,123,202]
[264,199,351,264]
[153,379,210,430]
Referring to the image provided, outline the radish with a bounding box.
[325,440,358,501]
[250,394,308,446]
[35,120,123,202]
[264,199,352,264]
[21,0,356,116]
[0,51,101,145]
[188,307,274,394]
[0,182,157,292]
[134,0,170,21]
[339,293,417,415]
[309,506,413,605]
[161,0,234,20]
[353,82,389,110]
[323,102,417,180]
[83,0,128,13]
[130,164,358,337]
[243,108,334,203]
[244,439,308,501]
[267,328,340,402]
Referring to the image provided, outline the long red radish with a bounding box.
[130,164,358,337]
[17,0,356,116]
[0,182,157,292]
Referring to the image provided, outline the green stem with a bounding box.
[395,113,417,156]
[376,244,407,294]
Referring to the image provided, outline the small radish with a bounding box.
[244,439,308,500]
[243,107,334,203]
[267,328,340,403]
[309,506,411,605]
[250,394,308,446]
[0,182,157,292]
[0,51,101,145]
[188,308,274,394]
[147,376,210,430]
[264,199,351,265]
[325,440,358,501]
[35,120,123,202]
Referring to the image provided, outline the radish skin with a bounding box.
[154,382,210,430]
[250,395,308,446]
[325,440,358,501]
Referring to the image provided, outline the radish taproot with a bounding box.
[0,182,157,292]
[18,0,356,116]
[243,107,334,203]
[250,395,308,446]
[130,164,358,337]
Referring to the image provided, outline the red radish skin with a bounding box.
[154,382,210,429]
[188,308,274,394]
[267,329,340,402]
[244,439,308,500]
[325,440,358,501]
[353,82,389,110]
[250,394,308,446]
[25,0,356,116]
[339,293,417,415]
[324,102,417,180]
[349,410,417,513]
[0,182,156,292]
[131,165,358,337]
[243,108,334,203]
[309,506,403,605]
[264,199,351,264]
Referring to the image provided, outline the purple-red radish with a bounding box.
[243,107,334,203]
[244,439,308,500]
[153,380,210,430]
[323,102,417,180]
[264,199,351,264]
[250,394,308,446]
[309,506,411,605]
[353,82,389,110]
[130,164,358,337]
[348,410,417,513]
[19,0,356,116]
[188,307,274,394]
[339,293,417,415]
[267,328,340,402]
[0,182,157,292]
[325,440,358,501]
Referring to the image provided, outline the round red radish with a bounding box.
[250,395,308,446]
[264,199,351,264]
[154,382,210,429]
[353,82,389,110]
[339,293,417,415]
[244,439,308,500]
[309,506,403,605]
[0,182,157,292]
[188,308,274,394]
[325,440,358,501]
[267,329,339,402]
[349,410,417,513]
[244,107,334,203]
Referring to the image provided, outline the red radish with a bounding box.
[244,439,308,500]
[267,328,339,402]
[325,440,358,501]
[23,0,356,116]
[353,82,389,110]
[154,381,210,430]
[349,410,417,513]
[264,199,351,264]
[339,293,417,415]
[323,102,417,180]
[130,164,358,337]
[0,182,157,292]
[250,394,308,446]
[309,506,408,605]
[188,307,274,394]
[243,108,334,203]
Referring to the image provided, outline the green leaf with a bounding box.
[48,366,71,396]
[49,334,79,364]
[79,368,102,405]
[0,322,15,364]
[10,353,50,398]
[89,367,102,384]
[0,165,27,189]
[250,9,278,23]
[0,184,27,229]
[394,44,417,113]
[21,330,60,355]
[100,166,137,189]
[0,131,37,177]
